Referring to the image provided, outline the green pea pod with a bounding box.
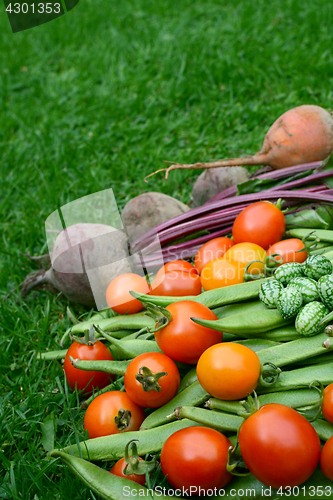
[286,228,333,243]
[39,349,68,361]
[247,325,300,342]
[61,418,203,461]
[207,388,322,416]
[49,450,173,500]
[177,367,198,393]
[257,360,333,395]
[72,312,152,333]
[212,300,264,319]
[103,335,163,359]
[70,358,130,376]
[170,406,243,433]
[131,278,270,309]
[192,303,292,335]
[257,332,329,368]
[60,313,154,346]
[140,380,209,430]
[312,419,333,441]
[234,339,281,352]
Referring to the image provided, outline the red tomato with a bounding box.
[224,242,266,275]
[267,238,307,265]
[232,201,286,250]
[200,258,245,291]
[322,383,333,424]
[150,270,202,297]
[124,352,180,408]
[155,260,198,279]
[154,301,222,365]
[194,237,234,274]
[196,343,261,400]
[84,391,146,439]
[105,273,149,315]
[63,341,114,394]
[320,436,333,480]
[239,404,321,489]
[110,457,146,486]
[160,426,233,493]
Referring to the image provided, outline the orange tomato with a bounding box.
[267,238,307,265]
[197,343,261,400]
[224,242,266,275]
[105,273,149,315]
[232,201,285,250]
[200,258,245,291]
[150,270,202,296]
[155,260,198,279]
[194,237,235,274]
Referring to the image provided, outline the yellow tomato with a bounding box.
[200,258,245,291]
[224,242,266,275]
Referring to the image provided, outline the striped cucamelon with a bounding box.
[317,274,333,310]
[259,279,284,309]
[276,285,303,320]
[289,277,319,304]
[274,262,305,286]
[303,255,333,280]
[295,301,329,336]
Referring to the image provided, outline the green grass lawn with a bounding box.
[1,0,333,497]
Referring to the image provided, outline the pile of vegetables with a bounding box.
[23,104,333,498]
[40,186,333,499]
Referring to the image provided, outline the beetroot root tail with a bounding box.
[145,153,269,181]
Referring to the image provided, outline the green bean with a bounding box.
[286,228,333,243]
[257,332,329,368]
[310,245,333,256]
[70,358,130,375]
[177,367,197,393]
[207,388,322,416]
[192,302,292,335]
[93,315,155,333]
[61,418,204,461]
[234,339,281,352]
[131,278,270,309]
[60,313,155,345]
[212,300,263,319]
[103,335,162,359]
[49,450,173,500]
[253,325,300,341]
[170,406,243,433]
[312,419,333,441]
[39,349,68,361]
[140,380,209,430]
[257,360,333,394]
[286,351,333,368]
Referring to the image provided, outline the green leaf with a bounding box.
[285,208,330,230]
[40,412,57,452]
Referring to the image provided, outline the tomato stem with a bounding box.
[114,409,132,431]
[291,382,324,422]
[226,439,251,476]
[123,439,156,476]
[237,391,260,419]
[69,325,97,346]
[135,366,167,392]
[143,303,172,333]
